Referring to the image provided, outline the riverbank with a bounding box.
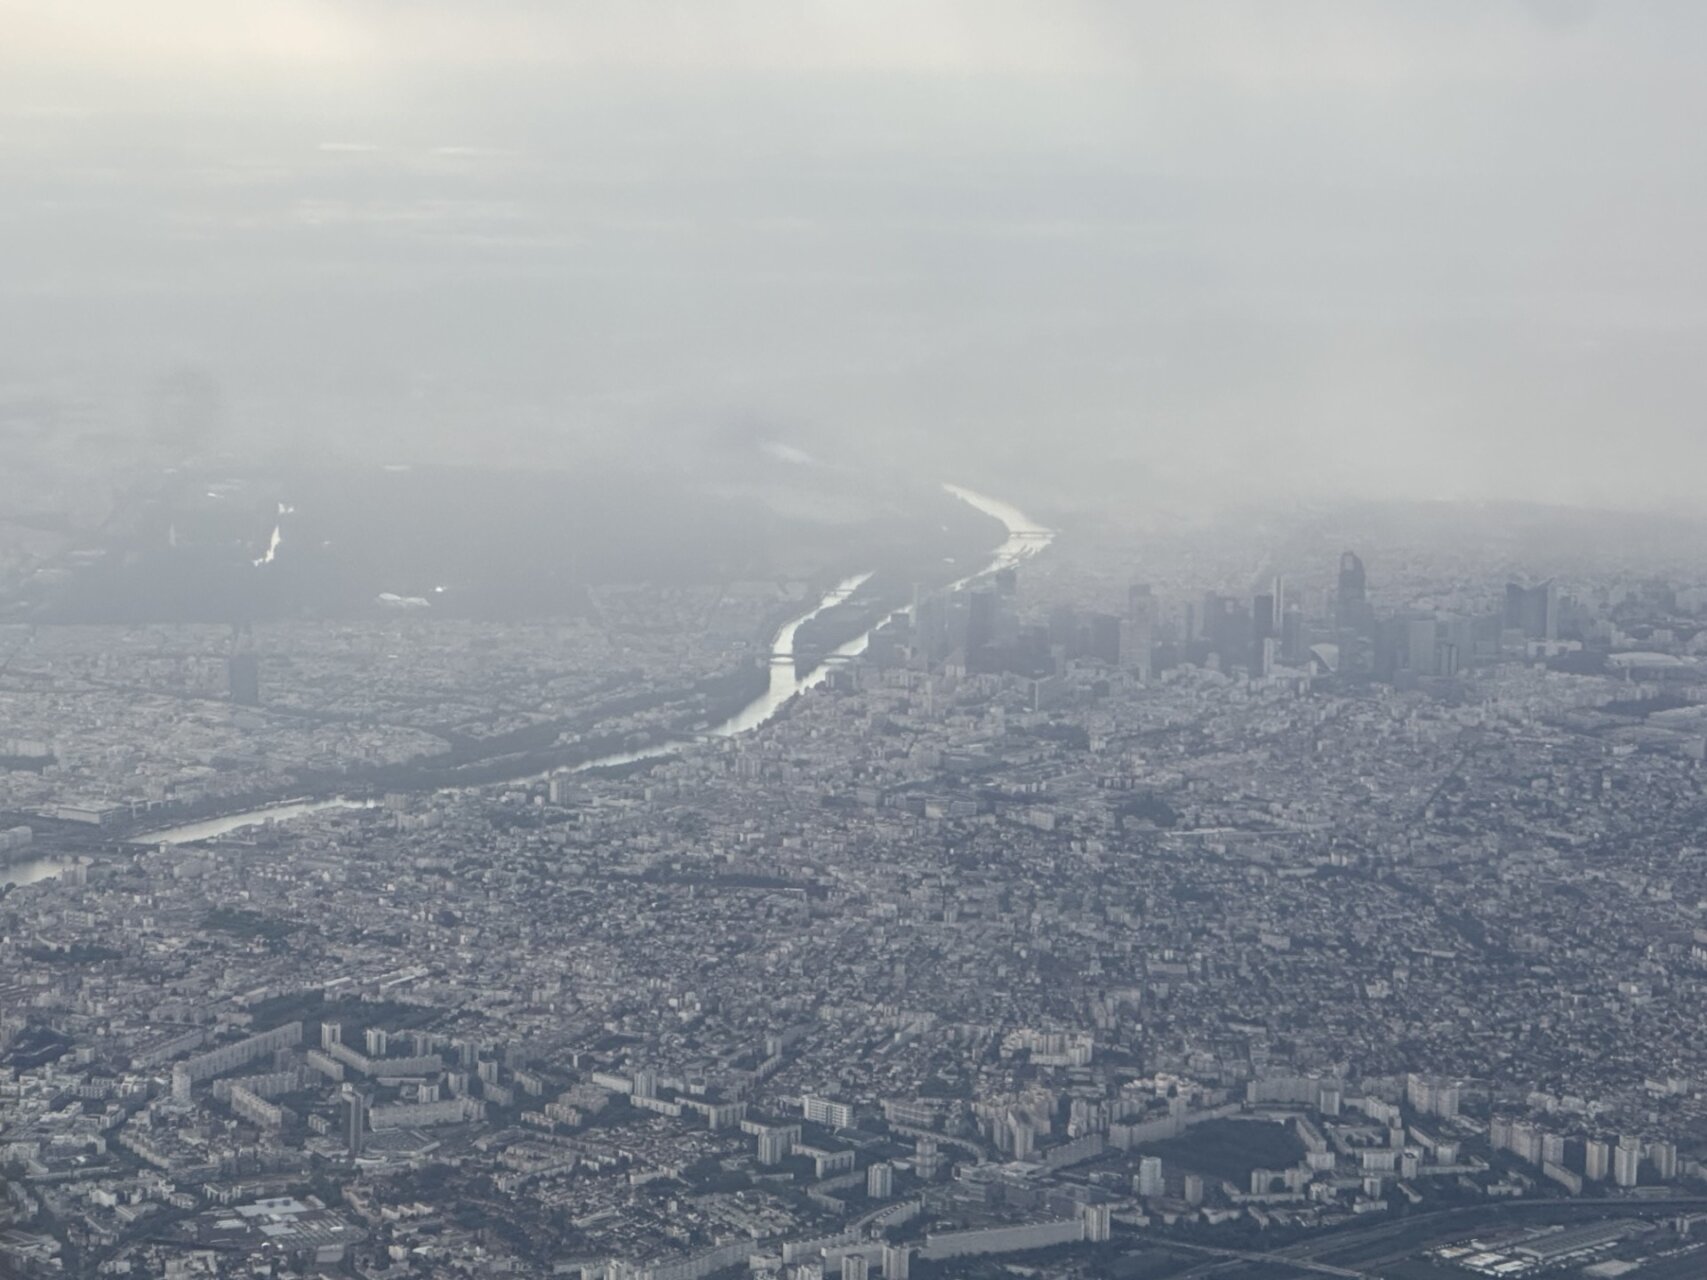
[25,483,1051,852]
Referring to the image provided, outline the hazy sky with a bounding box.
[3,1,1704,511]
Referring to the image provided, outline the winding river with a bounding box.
[121,484,1052,847]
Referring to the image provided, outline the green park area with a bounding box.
[1137,1118,1307,1185]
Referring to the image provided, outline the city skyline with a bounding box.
[6,3,1707,1278]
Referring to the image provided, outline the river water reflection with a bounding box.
[131,485,1051,845]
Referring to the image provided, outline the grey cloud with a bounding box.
[1,1,1704,509]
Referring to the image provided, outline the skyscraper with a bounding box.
[1253,635,1276,678]
[912,1138,941,1180]
[757,1128,790,1165]
[866,1162,893,1199]
[1081,1203,1112,1243]
[1126,583,1155,680]
[1249,580,1284,676]
[1504,580,1560,641]
[342,1084,369,1158]
[1614,1136,1641,1188]
[1127,581,1153,619]
[1651,1140,1678,1181]
[1336,551,1369,634]
[1585,1137,1610,1181]
[1203,594,1249,670]
[1137,1155,1164,1197]
[1087,613,1122,666]
[1280,603,1306,664]
[1367,619,1393,681]
[964,589,997,659]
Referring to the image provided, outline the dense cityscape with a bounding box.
[9,4,1707,1278]
[6,491,1707,1280]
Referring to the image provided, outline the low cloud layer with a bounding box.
[2,1,1702,510]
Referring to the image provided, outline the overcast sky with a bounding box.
[3,1,1703,511]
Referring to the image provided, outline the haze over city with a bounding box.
[7,6,1707,1280]
[5,1,1707,512]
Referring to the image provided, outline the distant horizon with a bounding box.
[7,3,1707,510]
[8,8,1707,1275]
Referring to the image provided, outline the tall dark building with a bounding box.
[1202,594,1249,670]
[1252,592,1274,636]
[1335,552,1375,677]
[964,589,997,656]
[227,652,260,707]
[1087,613,1122,666]
[1280,604,1306,664]
[1047,605,1078,653]
[1126,583,1155,679]
[1250,592,1276,675]
[1127,582,1153,620]
[912,588,949,664]
[1373,618,1407,683]
[1336,552,1368,634]
[1504,580,1559,641]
